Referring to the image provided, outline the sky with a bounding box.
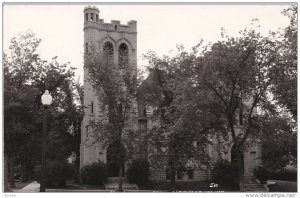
[3,3,293,84]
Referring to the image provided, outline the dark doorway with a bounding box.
[231,144,244,171]
[107,142,126,177]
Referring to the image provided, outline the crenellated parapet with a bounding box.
[83,6,137,33]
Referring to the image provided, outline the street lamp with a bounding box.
[40,90,52,192]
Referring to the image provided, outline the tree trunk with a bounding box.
[236,148,244,191]
[21,155,26,183]
[117,137,123,192]
[9,158,16,188]
[170,165,176,192]
[21,160,24,183]
[118,162,123,192]
[27,159,33,181]
[169,147,176,192]
[4,152,9,192]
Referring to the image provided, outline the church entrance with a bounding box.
[107,142,126,177]
[231,144,244,172]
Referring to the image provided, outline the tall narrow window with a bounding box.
[86,126,89,137]
[103,42,114,63]
[85,13,88,21]
[85,43,88,54]
[96,14,98,22]
[115,25,118,30]
[91,13,94,21]
[91,101,94,114]
[118,43,129,69]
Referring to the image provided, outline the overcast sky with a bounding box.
[3,3,293,83]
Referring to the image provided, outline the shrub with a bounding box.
[126,158,150,185]
[80,161,107,185]
[270,169,297,182]
[212,160,239,188]
[33,160,74,187]
[253,166,269,184]
[47,161,74,187]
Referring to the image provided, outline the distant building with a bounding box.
[80,6,262,181]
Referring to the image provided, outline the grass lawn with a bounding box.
[268,180,297,192]
[138,181,239,192]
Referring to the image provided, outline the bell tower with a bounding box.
[80,6,137,169]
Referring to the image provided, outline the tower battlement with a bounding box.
[84,6,99,12]
[83,6,137,33]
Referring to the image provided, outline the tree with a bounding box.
[4,31,43,188]
[250,5,297,176]
[193,28,280,190]
[257,88,297,171]
[260,115,296,172]
[141,50,222,191]
[270,5,297,119]
[84,44,138,191]
[142,26,281,191]
[141,9,295,191]
[4,31,83,190]
[32,56,83,164]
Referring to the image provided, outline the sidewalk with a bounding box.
[16,181,40,192]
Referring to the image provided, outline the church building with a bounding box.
[80,6,262,181]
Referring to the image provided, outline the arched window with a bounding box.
[118,43,129,68]
[103,41,114,63]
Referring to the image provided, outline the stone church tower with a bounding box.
[80,6,137,174]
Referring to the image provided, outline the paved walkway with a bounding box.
[16,181,40,192]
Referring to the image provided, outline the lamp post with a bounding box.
[40,90,52,192]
